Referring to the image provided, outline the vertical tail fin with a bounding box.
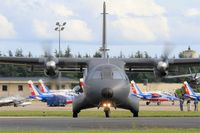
[38,79,49,93]
[28,80,36,96]
[183,81,195,96]
[99,1,109,58]
[28,80,42,96]
[130,80,143,95]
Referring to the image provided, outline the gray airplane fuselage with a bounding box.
[73,59,139,115]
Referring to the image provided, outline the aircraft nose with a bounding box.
[101,88,113,99]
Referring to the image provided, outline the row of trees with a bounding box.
[0,46,173,59]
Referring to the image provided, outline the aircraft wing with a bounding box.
[0,57,43,65]
[1,57,200,73]
[0,98,14,106]
[123,58,200,67]
[57,58,89,69]
[122,58,200,73]
[165,74,194,79]
[0,57,89,72]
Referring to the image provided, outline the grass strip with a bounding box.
[0,128,200,133]
[0,110,199,117]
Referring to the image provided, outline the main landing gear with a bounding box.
[146,101,150,105]
[133,111,138,117]
[73,112,78,118]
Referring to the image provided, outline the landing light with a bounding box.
[103,103,111,107]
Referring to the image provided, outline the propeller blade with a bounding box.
[162,42,174,61]
[41,41,53,58]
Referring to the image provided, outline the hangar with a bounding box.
[0,77,79,97]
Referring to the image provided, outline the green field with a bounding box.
[0,129,200,133]
[0,110,199,117]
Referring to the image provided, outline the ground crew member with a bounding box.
[186,99,191,111]
[179,98,184,111]
[194,99,198,111]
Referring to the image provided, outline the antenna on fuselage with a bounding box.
[100,1,109,58]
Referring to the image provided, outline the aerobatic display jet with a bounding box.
[130,80,178,105]
[28,80,73,106]
[183,81,200,100]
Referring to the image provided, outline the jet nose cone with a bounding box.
[101,88,113,99]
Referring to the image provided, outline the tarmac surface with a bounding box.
[0,117,200,130]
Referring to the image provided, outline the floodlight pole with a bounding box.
[58,29,61,58]
[55,22,66,58]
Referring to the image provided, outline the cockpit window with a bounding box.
[92,71,102,79]
[91,69,126,80]
[112,71,124,79]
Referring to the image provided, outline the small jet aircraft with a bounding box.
[130,80,178,105]
[38,79,77,103]
[38,79,77,96]
[183,81,200,100]
[0,96,31,107]
[28,80,74,106]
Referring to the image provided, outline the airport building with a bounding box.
[179,46,197,58]
[0,77,79,97]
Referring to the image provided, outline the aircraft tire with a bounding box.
[157,102,161,106]
[146,102,150,105]
[73,112,78,118]
[133,112,139,117]
[104,107,110,118]
[105,110,110,118]
[14,103,18,107]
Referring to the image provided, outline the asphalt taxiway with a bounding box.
[0,117,199,130]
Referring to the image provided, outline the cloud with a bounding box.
[185,8,200,17]
[112,17,156,41]
[0,0,170,43]
[33,20,51,38]
[108,0,166,17]
[64,19,93,41]
[32,19,92,41]
[49,4,74,17]
[0,14,16,39]
[108,0,169,42]
[170,18,200,39]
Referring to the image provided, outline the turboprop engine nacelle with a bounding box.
[44,60,58,78]
[154,61,169,77]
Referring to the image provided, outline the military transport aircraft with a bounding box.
[0,2,200,117]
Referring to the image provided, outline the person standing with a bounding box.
[186,99,191,111]
[194,99,198,111]
[179,98,184,111]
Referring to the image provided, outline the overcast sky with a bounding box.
[0,0,200,57]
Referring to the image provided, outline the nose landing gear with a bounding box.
[104,107,110,118]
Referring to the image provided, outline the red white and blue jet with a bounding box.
[28,80,75,106]
[130,80,178,105]
[183,81,200,100]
